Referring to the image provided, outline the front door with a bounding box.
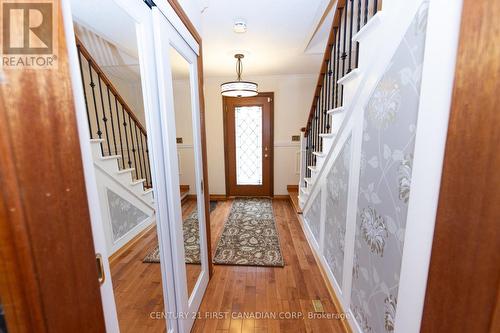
[224,93,274,197]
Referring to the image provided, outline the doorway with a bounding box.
[223,93,274,197]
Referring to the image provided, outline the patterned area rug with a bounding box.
[143,201,217,264]
[213,198,285,267]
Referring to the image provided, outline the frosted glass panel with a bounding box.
[235,106,263,185]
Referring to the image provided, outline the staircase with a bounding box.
[299,0,380,207]
[76,37,155,255]
[297,0,439,332]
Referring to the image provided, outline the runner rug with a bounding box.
[143,201,217,264]
[213,198,284,267]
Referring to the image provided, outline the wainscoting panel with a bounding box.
[106,189,149,242]
[304,189,323,246]
[323,135,352,290]
[300,2,434,332]
[350,5,428,332]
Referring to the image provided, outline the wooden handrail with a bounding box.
[304,0,381,136]
[305,0,346,136]
[75,36,147,135]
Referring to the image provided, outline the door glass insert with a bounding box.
[235,106,263,185]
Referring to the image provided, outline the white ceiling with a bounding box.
[70,0,332,78]
[201,0,331,77]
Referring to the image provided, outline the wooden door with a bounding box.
[224,93,274,197]
[0,1,106,331]
[421,0,500,331]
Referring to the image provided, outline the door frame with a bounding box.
[223,92,275,197]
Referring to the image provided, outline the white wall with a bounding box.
[173,79,197,194]
[204,74,316,195]
[105,71,146,125]
[177,0,202,33]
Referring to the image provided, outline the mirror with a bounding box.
[70,0,168,331]
[169,47,202,298]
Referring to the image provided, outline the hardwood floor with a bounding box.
[110,199,346,333]
[110,222,166,333]
[192,199,345,333]
[110,199,201,333]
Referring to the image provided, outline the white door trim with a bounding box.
[154,1,200,55]
[152,7,209,333]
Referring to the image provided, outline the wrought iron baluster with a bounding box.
[134,123,145,184]
[97,75,111,156]
[305,132,311,177]
[87,60,103,153]
[348,0,354,73]
[140,133,149,187]
[322,72,327,133]
[115,97,125,169]
[106,86,118,156]
[144,136,152,187]
[314,103,317,153]
[364,0,369,25]
[341,5,348,104]
[335,10,342,108]
[318,100,322,151]
[319,86,323,142]
[356,0,362,67]
[323,68,328,133]
[333,27,338,109]
[77,46,92,138]
[128,113,139,180]
[122,105,132,169]
[326,59,332,131]
[315,102,320,154]
[312,109,316,165]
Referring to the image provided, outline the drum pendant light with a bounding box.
[221,54,258,97]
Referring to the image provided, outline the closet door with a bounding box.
[65,1,179,332]
[152,7,209,333]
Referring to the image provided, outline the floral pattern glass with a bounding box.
[235,106,263,185]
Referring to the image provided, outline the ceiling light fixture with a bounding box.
[233,19,247,33]
[221,54,258,98]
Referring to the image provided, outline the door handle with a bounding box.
[96,253,105,285]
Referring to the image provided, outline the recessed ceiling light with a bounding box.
[233,19,247,33]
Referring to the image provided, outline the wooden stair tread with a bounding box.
[288,189,302,214]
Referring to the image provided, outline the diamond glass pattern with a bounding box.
[235,106,263,185]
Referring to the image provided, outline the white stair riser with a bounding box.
[129,181,147,197]
[142,191,154,205]
[90,140,154,206]
[116,170,135,184]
